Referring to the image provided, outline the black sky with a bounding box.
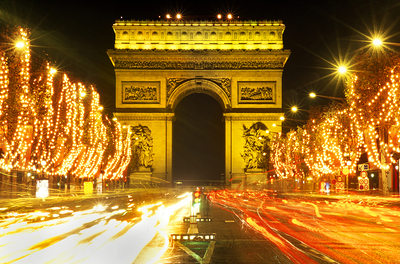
[1,0,400,118]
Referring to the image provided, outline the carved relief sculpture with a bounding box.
[130,125,154,170]
[241,122,271,170]
[238,81,276,103]
[122,81,160,104]
[166,77,231,100]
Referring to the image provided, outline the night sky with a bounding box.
[1,0,400,180]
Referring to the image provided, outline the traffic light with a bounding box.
[193,189,201,203]
[192,189,201,214]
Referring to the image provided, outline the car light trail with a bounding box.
[209,189,400,264]
[0,192,191,263]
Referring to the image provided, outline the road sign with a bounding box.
[336,182,345,191]
[36,180,49,199]
[171,233,216,241]
[358,163,369,171]
[84,181,93,195]
[184,217,212,222]
[358,175,369,190]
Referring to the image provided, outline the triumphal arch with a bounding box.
[107,19,290,186]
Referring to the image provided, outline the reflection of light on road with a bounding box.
[0,192,191,263]
[300,202,322,218]
[291,218,321,232]
[246,217,285,247]
[209,189,400,264]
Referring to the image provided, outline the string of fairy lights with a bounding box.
[347,54,400,171]
[272,48,400,183]
[0,27,132,181]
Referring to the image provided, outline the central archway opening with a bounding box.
[173,93,225,186]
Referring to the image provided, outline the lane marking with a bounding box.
[202,241,216,264]
[176,241,202,263]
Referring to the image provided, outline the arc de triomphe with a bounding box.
[107,19,290,185]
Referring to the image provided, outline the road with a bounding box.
[206,189,400,264]
[0,189,192,264]
[1,188,399,263]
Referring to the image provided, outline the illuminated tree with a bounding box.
[29,63,56,173]
[0,27,132,185]
[346,51,400,193]
[271,128,308,180]
[71,87,108,179]
[308,104,363,178]
[0,53,9,166]
[102,119,132,180]
[3,28,36,171]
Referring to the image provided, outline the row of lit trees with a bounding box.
[271,49,400,193]
[0,27,132,181]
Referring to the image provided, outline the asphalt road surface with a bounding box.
[1,188,399,263]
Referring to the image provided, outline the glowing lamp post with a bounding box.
[15,41,25,49]
[372,37,383,48]
[309,92,345,102]
[49,67,57,75]
[337,65,347,75]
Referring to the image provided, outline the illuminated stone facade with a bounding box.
[108,20,290,185]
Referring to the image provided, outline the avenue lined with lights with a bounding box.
[1,4,400,264]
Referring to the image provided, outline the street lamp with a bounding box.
[291,106,298,113]
[15,40,25,49]
[337,65,348,75]
[372,37,383,48]
[49,67,57,75]
[309,92,345,102]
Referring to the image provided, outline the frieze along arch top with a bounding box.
[108,19,290,186]
[167,78,231,111]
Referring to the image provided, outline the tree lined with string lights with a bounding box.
[272,48,400,193]
[346,51,400,194]
[303,105,363,180]
[0,27,131,184]
[271,129,308,181]
[272,103,364,187]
